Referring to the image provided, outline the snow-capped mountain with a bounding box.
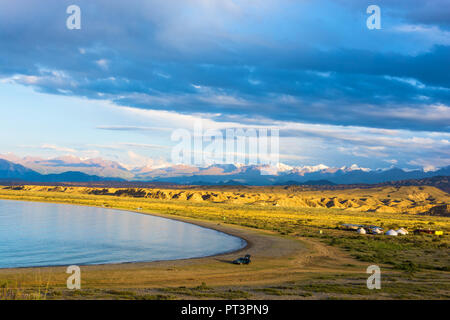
[0,153,449,185]
[0,154,133,179]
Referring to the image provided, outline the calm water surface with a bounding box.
[0,199,246,268]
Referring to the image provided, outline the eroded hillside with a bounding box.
[4,185,449,216]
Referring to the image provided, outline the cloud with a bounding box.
[0,0,448,133]
[40,144,76,153]
[118,142,169,149]
[95,59,109,70]
[125,151,170,169]
[408,157,450,172]
[384,159,398,165]
[0,0,449,170]
[93,99,450,168]
[96,125,172,132]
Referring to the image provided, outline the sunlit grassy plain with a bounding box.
[0,185,448,299]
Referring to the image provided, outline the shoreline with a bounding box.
[0,197,298,273]
[0,193,313,299]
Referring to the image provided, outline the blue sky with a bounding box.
[0,0,449,170]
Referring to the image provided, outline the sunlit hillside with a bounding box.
[4,185,449,216]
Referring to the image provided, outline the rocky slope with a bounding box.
[6,185,449,216]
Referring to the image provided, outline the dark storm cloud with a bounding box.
[0,0,449,132]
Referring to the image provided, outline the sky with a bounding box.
[0,0,449,171]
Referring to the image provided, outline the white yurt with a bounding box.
[396,228,408,235]
[357,227,366,234]
[371,227,383,234]
[385,229,398,236]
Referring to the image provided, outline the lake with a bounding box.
[0,199,246,268]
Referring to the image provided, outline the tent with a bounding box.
[357,228,366,234]
[396,228,408,235]
[371,227,383,234]
[385,229,398,236]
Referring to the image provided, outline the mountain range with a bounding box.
[0,159,120,183]
[0,154,449,185]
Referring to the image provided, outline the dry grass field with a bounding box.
[0,184,449,300]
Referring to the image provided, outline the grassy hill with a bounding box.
[4,184,449,216]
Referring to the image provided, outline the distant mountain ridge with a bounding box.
[274,180,336,186]
[0,159,122,183]
[0,156,449,186]
[0,159,42,180]
[376,176,450,193]
[0,154,133,179]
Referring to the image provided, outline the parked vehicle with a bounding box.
[233,254,251,265]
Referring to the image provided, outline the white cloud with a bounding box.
[119,142,169,149]
[40,144,76,153]
[408,157,450,171]
[95,59,109,70]
[125,151,171,169]
[393,24,450,46]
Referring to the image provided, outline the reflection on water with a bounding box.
[0,200,246,268]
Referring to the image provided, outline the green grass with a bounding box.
[159,283,250,299]
[0,280,49,300]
